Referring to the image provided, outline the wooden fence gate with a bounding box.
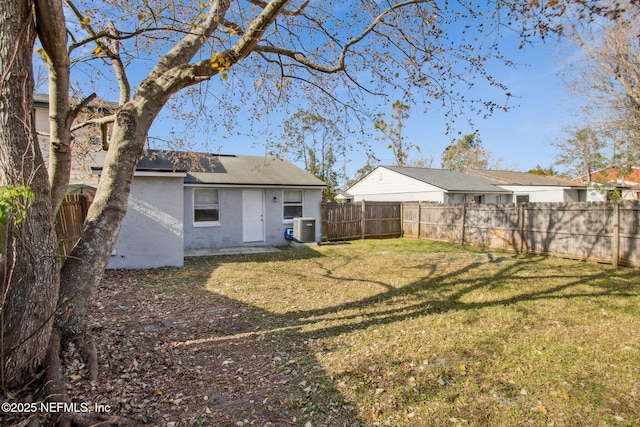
[321,201,402,241]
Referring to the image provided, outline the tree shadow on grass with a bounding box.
[283,253,638,339]
[141,244,640,426]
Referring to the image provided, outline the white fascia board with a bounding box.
[133,171,187,178]
[92,169,187,178]
[499,185,571,192]
[183,183,325,189]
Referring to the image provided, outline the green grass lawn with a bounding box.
[136,238,640,426]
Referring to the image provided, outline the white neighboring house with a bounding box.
[346,166,512,203]
[464,170,587,203]
[347,166,588,204]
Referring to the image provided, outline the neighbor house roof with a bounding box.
[335,190,353,199]
[575,166,640,186]
[132,149,326,187]
[384,166,509,193]
[464,169,585,187]
[34,93,119,111]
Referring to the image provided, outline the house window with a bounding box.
[516,194,530,204]
[194,188,219,226]
[471,195,483,204]
[283,190,303,220]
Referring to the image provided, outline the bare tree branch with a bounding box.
[65,1,131,104]
[70,114,116,132]
[69,93,97,122]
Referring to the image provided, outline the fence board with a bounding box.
[56,194,90,258]
[416,204,464,242]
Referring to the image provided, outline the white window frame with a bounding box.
[193,188,220,227]
[282,189,303,223]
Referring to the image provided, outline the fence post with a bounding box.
[400,202,404,237]
[361,200,366,240]
[80,195,89,221]
[613,202,620,268]
[460,204,466,245]
[321,202,326,242]
[413,203,419,240]
[518,203,525,254]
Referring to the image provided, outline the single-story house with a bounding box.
[346,166,512,203]
[464,169,587,203]
[95,150,326,269]
[575,167,640,201]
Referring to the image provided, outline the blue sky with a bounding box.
[379,37,580,176]
[162,36,579,182]
[411,37,577,172]
[349,41,573,171]
[44,3,585,185]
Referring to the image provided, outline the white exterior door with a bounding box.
[242,189,265,243]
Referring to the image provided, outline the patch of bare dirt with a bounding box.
[3,270,296,426]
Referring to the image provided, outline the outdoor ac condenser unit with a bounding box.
[292,217,316,243]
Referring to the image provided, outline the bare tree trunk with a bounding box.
[43,103,152,398]
[55,106,145,340]
[35,0,75,216]
[0,0,60,389]
[55,89,170,337]
[44,0,237,393]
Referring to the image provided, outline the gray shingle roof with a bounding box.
[34,93,119,110]
[136,149,326,187]
[465,169,585,187]
[384,166,509,193]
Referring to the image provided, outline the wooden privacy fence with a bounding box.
[321,201,402,241]
[402,201,640,267]
[56,194,90,258]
